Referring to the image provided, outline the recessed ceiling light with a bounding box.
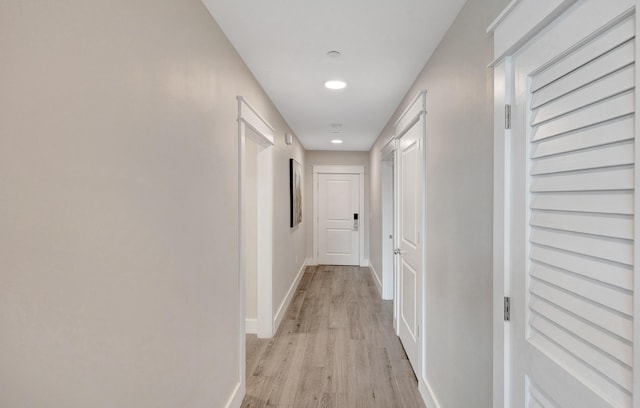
[331,139,343,144]
[327,50,341,58]
[325,80,347,90]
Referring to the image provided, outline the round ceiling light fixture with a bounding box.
[324,80,347,90]
[327,50,342,58]
[331,139,343,144]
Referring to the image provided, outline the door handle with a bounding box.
[393,248,404,255]
[353,213,359,231]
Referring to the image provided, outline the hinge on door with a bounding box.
[504,104,512,130]
[504,297,511,321]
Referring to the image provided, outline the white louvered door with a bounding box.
[509,1,637,407]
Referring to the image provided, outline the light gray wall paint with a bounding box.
[0,1,305,406]
[273,134,306,320]
[304,151,369,264]
[369,0,510,406]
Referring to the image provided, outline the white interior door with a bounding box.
[396,116,423,374]
[508,1,637,406]
[317,173,360,265]
[382,148,396,302]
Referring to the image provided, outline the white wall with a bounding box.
[369,0,509,406]
[0,1,305,406]
[304,151,369,263]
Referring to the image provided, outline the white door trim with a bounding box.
[393,90,427,137]
[312,165,365,267]
[490,58,512,408]
[235,96,275,406]
[489,2,640,407]
[487,0,579,66]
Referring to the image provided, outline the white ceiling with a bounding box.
[202,0,467,151]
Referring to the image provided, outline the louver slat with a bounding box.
[531,17,635,92]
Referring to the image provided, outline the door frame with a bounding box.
[312,165,366,266]
[381,139,397,303]
[391,91,430,402]
[234,96,275,406]
[488,1,640,407]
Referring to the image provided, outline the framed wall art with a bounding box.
[290,158,302,228]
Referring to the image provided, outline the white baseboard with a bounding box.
[369,264,382,297]
[245,318,257,335]
[360,258,370,267]
[273,261,307,333]
[305,257,317,266]
[224,381,244,408]
[419,378,442,408]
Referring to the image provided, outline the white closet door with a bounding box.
[509,1,636,407]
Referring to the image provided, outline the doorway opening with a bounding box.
[236,96,275,404]
[244,136,259,335]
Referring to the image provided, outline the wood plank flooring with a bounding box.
[241,265,425,408]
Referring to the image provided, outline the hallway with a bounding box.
[241,265,425,408]
[9,0,629,406]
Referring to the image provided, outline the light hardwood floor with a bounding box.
[241,265,426,408]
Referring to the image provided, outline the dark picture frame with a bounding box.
[290,158,302,228]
